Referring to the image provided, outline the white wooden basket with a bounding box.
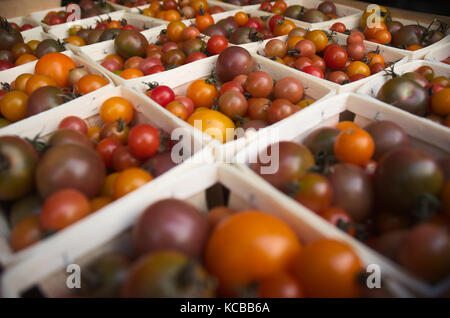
[245,32,409,93]
[47,11,167,52]
[126,52,335,162]
[357,59,450,131]
[233,92,450,297]
[424,42,450,66]
[29,6,126,31]
[242,0,362,30]
[1,163,411,298]
[0,52,114,131]
[0,85,210,269]
[112,0,238,14]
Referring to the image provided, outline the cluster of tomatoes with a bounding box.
[6,20,35,32]
[376,65,450,127]
[202,11,297,45]
[0,19,66,71]
[42,0,116,26]
[98,23,229,79]
[138,0,226,22]
[3,95,179,253]
[64,17,145,47]
[146,46,314,143]
[264,27,389,83]
[0,53,109,127]
[76,199,365,298]
[252,118,450,283]
[258,0,341,24]
[111,0,152,7]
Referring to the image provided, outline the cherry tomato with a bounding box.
[187,109,235,143]
[305,30,328,52]
[330,22,346,33]
[58,116,88,134]
[0,91,28,122]
[96,137,122,168]
[186,79,218,109]
[25,74,57,95]
[100,97,134,124]
[34,53,77,88]
[234,11,249,26]
[324,45,348,70]
[321,207,355,236]
[10,215,43,252]
[302,65,324,78]
[128,124,160,159]
[101,172,119,198]
[346,61,371,78]
[258,272,303,298]
[148,85,175,107]
[334,128,375,166]
[431,88,450,116]
[207,35,228,55]
[293,173,333,214]
[76,74,108,95]
[114,168,153,199]
[40,189,90,231]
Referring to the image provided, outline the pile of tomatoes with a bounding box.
[41,0,116,26]
[2,95,179,253]
[251,119,450,283]
[0,53,109,127]
[146,46,315,143]
[98,24,229,79]
[137,0,226,22]
[6,20,35,32]
[201,11,297,45]
[64,17,146,47]
[264,27,390,83]
[330,5,448,51]
[75,199,366,298]
[258,0,342,24]
[0,19,66,70]
[376,65,450,127]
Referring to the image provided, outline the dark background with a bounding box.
[60,1,448,16]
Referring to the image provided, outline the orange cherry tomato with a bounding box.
[431,88,450,116]
[166,100,189,120]
[34,53,77,87]
[114,168,153,199]
[191,0,208,13]
[196,13,214,32]
[258,271,303,298]
[25,74,57,95]
[186,78,218,109]
[10,215,43,252]
[346,61,371,77]
[27,40,40,52]
[106,20,121,29]
[234,11,249,26]
[65,35,86,47]
[14,73,33,91]
[366,52,384,66]
[374,29,391,44]
[90,196,112,212]
[187,109,235,143]
[76,74,109,94]
[167,21,187,42]
[101,172,119,198]
[334,128,375,166]
[164,9,181,21]
[274,19,295,36]
[0,91,28,122]
[120,68,144,79]
[273,0,287,11]
[15,54,38,65]
[271,7,284,15]
[336,120,360,130]
[205,211,302,296]
[287,35,304,49]
[87,125,101,143]
[100,97,134,124]
[291,239,363,297]
[407,44,422,51]
[305,30,328,52]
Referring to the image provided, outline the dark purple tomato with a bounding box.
[318,1,336,15]
[0,50,13,63]
[35,39,65,58]
[181,38,206,56]
[48,129,94,149]
[141,151,177,178]
[376,77,428,116]
[386,21,403,35]
[369,229,408,261]
[375,147,444,212]
[203,24,229,38]
[229,27,257,45]
[36,144,106,198]
[300,9,329,23]
[87,29,105,45]
[162,49,186,67]
[26,86,65,117]
[76,29,91,43]
[114,30,149,59]
[303,127,340,156]
[9,194,42,227]
[242,119,268,132]
[121,251,214,298]
[284,5,304,20]
[0,136,38,201]
[375,210,410,234]
[251,141,315,190]
[112,146,142,171]
[396,223,450,282]
[415,65,434,81]
[99,28,122,42]
[216,17,239,35]
[364,120,409,160]
[391,25,422,48]
[216,46,253,82]
[401,72,428,88]
[132,198,209,258]
[327,163,374,222]
[0,20,24,51]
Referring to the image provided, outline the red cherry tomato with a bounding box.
[96,137,122,168]
[128,124,160,159]
[148,85,175,107]
[207,35,229,55]
[58,116,88,134]
[302,65,324,78]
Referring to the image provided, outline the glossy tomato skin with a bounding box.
[112,146,142,171]
[216,46,253,82]
[121,251,215,298]
[258,272,303,298]
[96,137,121,168]
[364,120,409,160]
[266,99,299,124]
[36,144,106,199]
[291,239,362,297]
[251,141,314,190]
[324,45,348,70]
[49,129,94,149]
[58,116,88,134]
[205,211,301,296]
[304,127,340,156]
[376,77,428,116]
[375,148,444,212]
[127,124,160,159]
[9,215,43,252]
[40,189,90,231]
[293,173,333,214]
[132,199,209,258]
[27,86,65,117]
[148,85,175,107]
[114,30,149,59]
[327,163,374,222]
[273,77,304,103]
[0,136,38,201]
[141,151,177,178]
